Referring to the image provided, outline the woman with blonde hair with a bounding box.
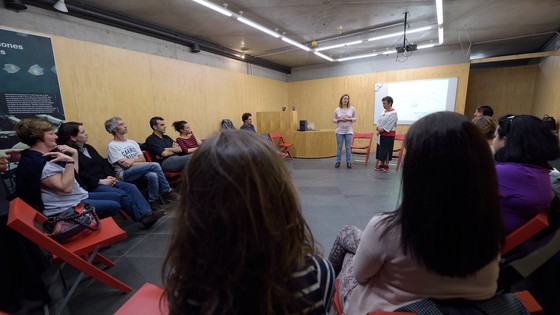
[163,130,335,315]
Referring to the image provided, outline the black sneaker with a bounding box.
[149,201,163,212]
[162,189,180,202]
[140,209,166,228]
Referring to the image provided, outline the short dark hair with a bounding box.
[241,112,252,123]
[149,116,164,129]
[476,105,494,117]
[382,96,393,104]
[56,122,82,147]
[494,114,560,167]
[381,111,504,277]
[172,120,187,133]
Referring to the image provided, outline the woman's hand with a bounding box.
[99,176,117,186]
[0,156,8,172]
[56,145,78,156]
[43,151,74,163]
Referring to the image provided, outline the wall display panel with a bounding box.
[0,27,65,150]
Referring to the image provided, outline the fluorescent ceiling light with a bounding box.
[337,53,379,62]
[417,43,435,49]
[192,0,232,17]
[367,26,433,42]
[314,40,363,52]
[282,37,311,51]
[436,0,443,25]
[237,16,280,38]
[314,52,334,62]
[438,26,444,44]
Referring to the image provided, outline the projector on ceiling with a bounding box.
[396,44,418,53]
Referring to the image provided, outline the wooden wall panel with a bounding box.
[287,64,471,136]
[532,56,560,121]
[51,36,287,153]
[465,65,538,119]
[51,35,472,154]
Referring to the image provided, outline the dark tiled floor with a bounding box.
[10,156,402,314]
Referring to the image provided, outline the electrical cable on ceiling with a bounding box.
[459,25,472,57]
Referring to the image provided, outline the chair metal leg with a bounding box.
[55,247,100,315]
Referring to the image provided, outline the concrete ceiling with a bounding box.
[22,0,560,72]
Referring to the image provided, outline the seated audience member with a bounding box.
[163,130,335,314]
[105,116,179,209]
[494,114,560,233]
[239,112,256,132]
[145,116,191,172]
[473,105,494,119]
[472,115,497,154]
[57,122,165,228]
[238,112,289,158]
[14,118,121,218]
[172,120,201,154]
[329,112,504,313]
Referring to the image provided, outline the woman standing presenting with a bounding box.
[333,94,357,169]
[375,96,398,172]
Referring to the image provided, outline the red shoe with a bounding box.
[375,164,384,171]
[382,166,389,172]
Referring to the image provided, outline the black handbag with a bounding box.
[43,203,101,244]
[543,114,556,131]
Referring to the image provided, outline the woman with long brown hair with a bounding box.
[163,130,335,314]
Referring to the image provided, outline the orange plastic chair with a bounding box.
[142,150,182,185]
[269,132,294,160]
[115,282,168,315]
[350,132,374,166]
[501,210,549,256]
[7,198,132,313]
[375,133,405,171]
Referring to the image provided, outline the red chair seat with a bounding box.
[115,282,168,315]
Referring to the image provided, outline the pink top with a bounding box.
[346,215,499,314]
[176,136,199,154]
[332,106,357,134]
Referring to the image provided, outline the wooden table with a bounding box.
[291,129,337,158]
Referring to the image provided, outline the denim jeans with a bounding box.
[122,162,171,203]
[84,191,121,219]
[336,133,353,163]
[161,154,191,172]
[92,181,151,221]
